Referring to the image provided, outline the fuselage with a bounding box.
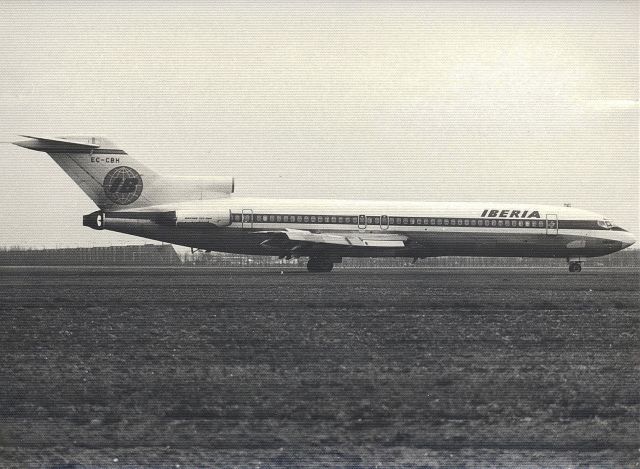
[95,197,636,260]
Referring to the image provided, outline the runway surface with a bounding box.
[0,267,638,468]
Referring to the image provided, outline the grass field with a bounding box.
[0,267,638,468]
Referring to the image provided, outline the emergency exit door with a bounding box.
[546,213,558,235]
[241,209,253,229]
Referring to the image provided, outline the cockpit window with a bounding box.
[597,220,613,229]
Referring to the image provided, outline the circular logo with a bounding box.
[103,166,143,205]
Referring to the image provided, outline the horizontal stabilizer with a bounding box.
[19,135,100,148]
[14,135,102,152]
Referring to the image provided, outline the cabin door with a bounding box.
[546,213,558,236]
[241,209,254,229]
[358,214,367,230]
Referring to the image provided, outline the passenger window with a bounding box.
[297,216,303,222]
[437,219,442,225]
[457,219,463,226]
[338,217,344,224]
[374,217,380,224]
[303,216,309,223]
[464,219,469,226]
[518,220,524,227]
[491,220,497,226]
[417,218,422,225]
[525,220,530,227]
[471,219,476,226]
[498,220,504,227]
[430,219,436,225]
[332,217,337,223]
[389,217,395,224]
[444,219,449,226]
[410,218,415,225]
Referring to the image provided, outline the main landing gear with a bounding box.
[307,257,334,273]
[568,261,582,273]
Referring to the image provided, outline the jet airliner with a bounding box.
[13,135,635,272]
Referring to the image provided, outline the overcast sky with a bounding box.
[0,0,637,247]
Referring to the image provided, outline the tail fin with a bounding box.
[13,135,233,210]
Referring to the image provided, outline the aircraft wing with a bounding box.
[257,229,408,249]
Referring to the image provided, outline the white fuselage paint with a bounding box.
[102,198,636,260]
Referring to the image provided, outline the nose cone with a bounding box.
[621,230,636,249]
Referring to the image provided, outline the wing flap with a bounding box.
[361,240,406,247]
[257,229,408,248]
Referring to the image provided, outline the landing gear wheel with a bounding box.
[307,258,334,273]
[569,262,582,273]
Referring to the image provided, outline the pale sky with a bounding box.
[0,0,637,247]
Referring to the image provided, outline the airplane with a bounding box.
[13,135,636,272]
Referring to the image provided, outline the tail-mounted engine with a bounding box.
[83,210,104,230]
[83,208,232,230]
[172,209,232,228]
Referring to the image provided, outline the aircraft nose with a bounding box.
[621,230,636,248]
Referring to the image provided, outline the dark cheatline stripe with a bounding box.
[105,211,174,224]
[45,149,128,154]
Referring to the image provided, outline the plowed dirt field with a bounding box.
[0,267,638,468]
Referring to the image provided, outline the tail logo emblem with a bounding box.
[103,166,143,205]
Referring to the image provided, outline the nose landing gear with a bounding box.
[568,261,582,273]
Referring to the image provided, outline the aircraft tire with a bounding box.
[307,258,334,273]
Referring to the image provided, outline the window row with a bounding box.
[231,213,552,229]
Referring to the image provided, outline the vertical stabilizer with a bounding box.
[14,135,235,210]
[13,135,159,210]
